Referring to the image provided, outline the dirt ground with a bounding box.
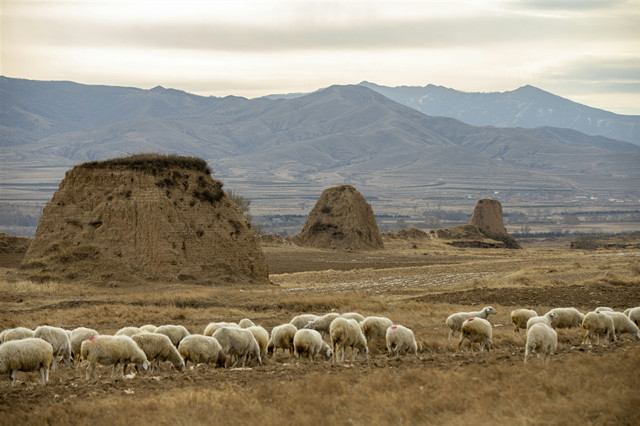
[0,235,639,425]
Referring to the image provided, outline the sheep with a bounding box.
[246,326,269,358]
[290,314,320,329]
[238,318,256,328]
[458,318,493,352]
[155,325,190,348]
[1,327,35,343]
[510,309,538,333]
[69,327,99,365]
[582,312,616,345]
[81,335,150,379]
[330,318,368,363]
[293,329,332,362]
[203,322,240,337]
[602,312,640,341]
[115,326,141,337]
[360,316,394,342]
[526,312,560,330]
[594,307,614,312]
[549,307,585,329]
[131,333,185,373]
[139,324,157,333]
[0,338,53,387]
[212,327,261,368]
[341,312,365,322]
[303,313,341,337]
[626,307,640,326]
[268,324,298,356]
[33,325,72,370]
[386,325,418,357]
[445,307,497,339]
[178,335,226,369]
[524,323,557,365]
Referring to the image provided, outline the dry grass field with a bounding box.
[1,236,639,425]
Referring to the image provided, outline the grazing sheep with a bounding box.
[212,327,261,368]
[33,325,72,370]
[330,318,368,363]
[582,312,616,345]
[458,318,493,352]
[386,325,418,357]
[1,327,35,343]
[203,322,240,337]
[290,314,320,329]
[524,323,557,365]
[246,326,269,358]
[603,312,640,341]
[115,326,141,337]
[510,309,538,333]
[594,307,614,312]
[626,307,640,326]
[131,333,185,373]
[360,316,394,342]
[341,312,365,322]
[155,325,190,348]
[293,329,332,362]
[0,338,53,387]
[178,335,226,369]
[69,327,99,365]
[267,324,298,356]
[238,318,256,329]
[549,307,585,329]
[81,335,150,379]
[526,312,560,330]
[139,324,157,333]
[303,313,340,337]
[445,307,497,339]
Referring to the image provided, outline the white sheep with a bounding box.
[303,313,341,337]
[1,327,35,343]
[341,312,365,322]
[139,324,158,333]
[115,326,141,337]
[594,307,614,312]
[69,327,99,365]
[81,335,150,379]
[33,325,72,370]
[131,333,185,373]
[238,318,256,328]
[360,316,394,342]
[203,322,240,337]
[155,325,190,347]
[510,309,538,333]
[626,307,640,326]
[458,318,493,352]
[267,324,298,356]
[293,329,332,362]
[330,318,368,363]
[582,312,616,345]
[212,327,261,368]
[178,335,226,369]
[549,307,585,329]
[386,325,418,357]
[0,338,53,387]
[445,306,497,339]
[290,314,320,329]
[603,311,640,341]
[526,312,560,330]
[246,326,269,358]
[524,323,557,365]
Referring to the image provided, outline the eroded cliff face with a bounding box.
[22,157,269,285]
[300,185,383,251]
[469,198,520,249]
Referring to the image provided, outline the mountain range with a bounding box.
[1,76,639,216]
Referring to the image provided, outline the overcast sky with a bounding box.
[2,0,639,114]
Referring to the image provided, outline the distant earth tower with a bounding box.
[468,198,520,249]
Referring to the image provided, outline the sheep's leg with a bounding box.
[448,329,455,339]
[457,334,465,352]
[39,366,46,385]
[86,363,95,380]
[44,364,50,382]
[10,369,17,387]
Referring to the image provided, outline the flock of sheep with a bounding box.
[1,306,638,387]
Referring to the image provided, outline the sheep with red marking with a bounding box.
[524,323,557,364]
[386,325,418,357]
[69,327,98,365]
[0,338,53,387]
[510,309,537,333]
[446,307,497,339]
[458,318,493,352]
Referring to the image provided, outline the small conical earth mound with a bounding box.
[20,154,269,285]
[469,198,520,249]
[300,185,383,250]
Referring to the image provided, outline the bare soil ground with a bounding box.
[1,236,639,425]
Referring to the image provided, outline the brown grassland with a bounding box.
[1,236,639,425]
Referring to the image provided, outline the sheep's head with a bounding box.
[485,307,497,315]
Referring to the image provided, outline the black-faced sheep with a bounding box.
[524,323,557,365]
[330,318,368,363]
[458,318,492,352]
[385,325,418,357]
[0,338,53,387]
[445,307,497,339]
